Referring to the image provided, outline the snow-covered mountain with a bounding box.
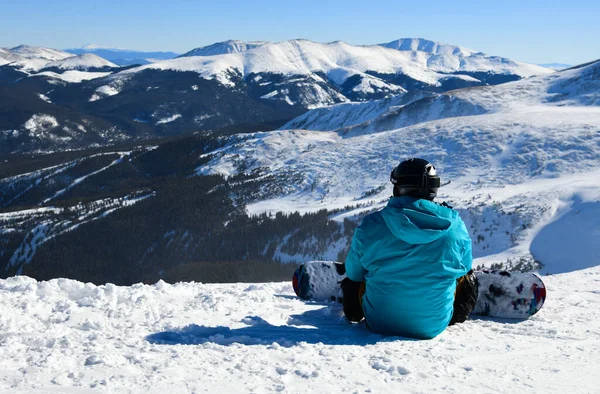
[132,39,553,95]
[284,59,600,132]
[4,45,73,61]
[44,53,117,71]
[379,38,550,77]
[179,39,269,57]
[0,45,75,72]
[199,59,600,270]
[0,39,558,154]
[64,45,179,66]
[0,266,598,393]
[0,45,119,75]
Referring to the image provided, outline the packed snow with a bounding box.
[0,266,598,393]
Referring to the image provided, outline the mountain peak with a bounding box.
[6,45,74,62]
[45,53,118,70]
[179,40,269,58]
[380,38,475,56]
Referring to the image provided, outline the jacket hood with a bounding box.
[380,197,456,245]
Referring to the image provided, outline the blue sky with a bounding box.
[1,0,597,65]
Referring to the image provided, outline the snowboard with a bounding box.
[292,261,546,319]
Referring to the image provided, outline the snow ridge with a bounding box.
[44,53,118,70]
[179,39,269,57]
[127,39,553,89]
[1,45,119,80]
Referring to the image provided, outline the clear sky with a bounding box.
[1,0,598,65]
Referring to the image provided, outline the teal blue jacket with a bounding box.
[345,196,472,339]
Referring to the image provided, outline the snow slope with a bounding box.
[200,60,600,269]
[281,91,433,131]
[0,267,598,393]
[282,59,600,132]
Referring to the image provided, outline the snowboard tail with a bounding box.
[292,261,546,319]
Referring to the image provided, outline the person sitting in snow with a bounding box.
[342,158,478,339]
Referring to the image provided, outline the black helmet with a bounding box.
[390,158,440,200]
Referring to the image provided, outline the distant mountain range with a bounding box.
[0,38,558,155]
[64,45,179,66]
[537,63,573,70]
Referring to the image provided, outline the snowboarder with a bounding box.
[342,158,478,339]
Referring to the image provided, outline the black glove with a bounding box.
[341,277,365,323]
[450,270,479,325]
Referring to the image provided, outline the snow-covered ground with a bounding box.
[0,266,598,393]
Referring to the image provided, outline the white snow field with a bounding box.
[1,267,599,393]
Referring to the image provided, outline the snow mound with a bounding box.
[0,267,598,393]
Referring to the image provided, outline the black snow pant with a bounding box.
[341,268,479,325]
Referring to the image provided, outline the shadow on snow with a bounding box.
[146,304,416,347]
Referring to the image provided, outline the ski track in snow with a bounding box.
[42,152,130,204]
[0,267,599,393]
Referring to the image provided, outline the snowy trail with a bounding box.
[42,153,130,204]
[1,267,599,393]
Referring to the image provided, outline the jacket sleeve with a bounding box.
[457,217,473,275]
[345,226,367,282]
